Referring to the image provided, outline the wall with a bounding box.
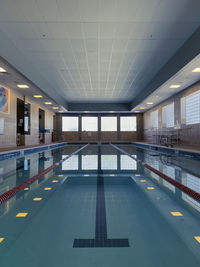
[0,88,54,148]
[55,113,143,143]
[143,81,200,147]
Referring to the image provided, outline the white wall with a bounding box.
[0,88,55,148]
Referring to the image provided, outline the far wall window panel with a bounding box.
[120,155,137,170]
[62,117,78,131]
[82,117,98,131]
[82,155,98,170]
[62,155,78,170]
[101,155,117,170]
[120,116,136,131]
[101,117,117,131]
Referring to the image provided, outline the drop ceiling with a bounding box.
[0,0,200,111]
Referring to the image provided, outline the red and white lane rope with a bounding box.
[111,143,200,202]
[0,144,89,204]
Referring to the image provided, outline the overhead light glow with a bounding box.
[140,107,145,109]
[17,84,29,88]
[52,107,59,110]
[134,111,140,113]
[169,85,181,88]
[44,102,52,105]
[192,68,200,73]
[34,95,43,98]
[147,102,154,105]
[0,67,7,73]
[59,110,64,113]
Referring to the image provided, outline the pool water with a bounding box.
[0,144,200,267]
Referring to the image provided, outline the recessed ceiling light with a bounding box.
[192,68,200,72]
[134,111,140,113]
[140,107,145,109]
[147,102,154,105]
[44,102,52,105]
[52,107,59,110]
[17,84,29,88]
[84,111,89,113]
[0,67,7,73]
[59,110,64,113]
[33,95,43,98]
[169,85,181,88]
[109,111,115,113]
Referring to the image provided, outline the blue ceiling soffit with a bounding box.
[130,26,200,110]
[0,28,68,109]
[68,102,130,112]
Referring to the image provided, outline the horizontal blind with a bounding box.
[162,103,174,128]
[186,91,200,125]
[153,110,158,128]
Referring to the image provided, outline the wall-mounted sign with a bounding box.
[0,86,9,113]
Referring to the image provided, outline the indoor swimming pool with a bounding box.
[0,143,200,267]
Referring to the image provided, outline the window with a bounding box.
[120,116,136,131]
[151,110,158,128]
[101,155,117,169]
[24,103,30,134]
[163,166,175,192]
[162,103,174,128]
[185,91,200,125]
[101,117,117,131]
[186,173,200,207]
[82,155,98,170]
[62,155,78,170]
[62,116,78,131]
[82,117,98,131]
[120,155,137,170]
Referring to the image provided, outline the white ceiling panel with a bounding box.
[0,0,199,104]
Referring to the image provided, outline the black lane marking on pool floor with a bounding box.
[73,175,129,248]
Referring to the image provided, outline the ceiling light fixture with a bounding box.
[0,67,7,73]
[52,107,59,110]
[147,102,154,105]
[17,84,29,88]
[59,110,64,113]
[192,68,200,72]
[44,102,52,105]
[169,85,181,88]
[134,111,140,113]
[33,95,43,98]
[140,107,145,109]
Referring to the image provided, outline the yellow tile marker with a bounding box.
[44,187,52,191]
[140,180,146,183]
[171,212,183,216]
[194,236,200,243]
[33,198,42,201]
[147,187,155,190]
[16,213,28,218]
[0,238,4,243]
[24,188,29,191]
[52,180,59,183]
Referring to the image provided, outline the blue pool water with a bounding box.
[0,144,200,267]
